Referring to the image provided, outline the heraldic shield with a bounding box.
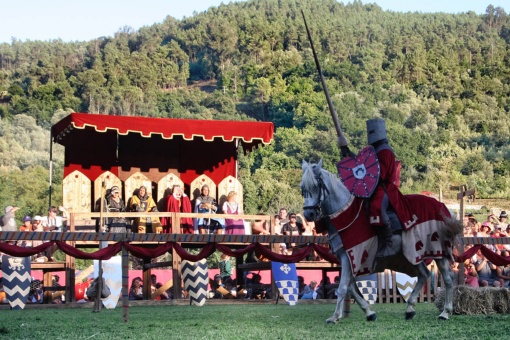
[337,145,380,198]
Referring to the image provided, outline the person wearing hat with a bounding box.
[281,212,304,252]
[20,215,32,232]
[1,206,20,232]
[499,211,508,230]
[96,185,129,233]
[478,222,492,237]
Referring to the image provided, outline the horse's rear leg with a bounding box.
[405,262,430,320]
[435,258,453,320]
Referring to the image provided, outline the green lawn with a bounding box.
[1,302,509,339]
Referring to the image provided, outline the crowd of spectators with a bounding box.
[459,210,510,288]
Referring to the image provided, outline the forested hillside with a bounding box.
[1,0,509,218]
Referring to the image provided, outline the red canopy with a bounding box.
[51,113,273,185]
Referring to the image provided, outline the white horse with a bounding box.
[300,160,462,323]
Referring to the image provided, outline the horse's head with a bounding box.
[300,159,327,222]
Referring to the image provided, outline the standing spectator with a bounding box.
[31,216,44,260]
[278,208,289,225]
[42,206,69,261]
[128,185,160,233]
[18,215,32,247]
[222,191,244,235]
[281,212,303,251]
[162,185,193,234]
[219,254,233,288]
[273,214,287,255]
[20,215,32,232]
[1,206,20,232]
[194,184,219,234]
[498,211,508,230]
[42,206,68,232]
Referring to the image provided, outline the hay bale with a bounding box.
[435,285,510,315]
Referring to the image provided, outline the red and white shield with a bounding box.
[337,146,380,198]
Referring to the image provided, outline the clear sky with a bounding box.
[0,0,508,44]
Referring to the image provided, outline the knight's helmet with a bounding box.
[366,118,387,145]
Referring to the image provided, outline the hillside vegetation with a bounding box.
[0,0,509,217]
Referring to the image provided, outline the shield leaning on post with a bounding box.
[181,259,208,306]
[272,261,298,305]
[337,145,380,198]
[93,256,122,309]
[2,255,31,309]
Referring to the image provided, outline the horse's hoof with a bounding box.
[326,318,338,324]
[366,313,377,322]
[405,311,416,320]
[437,315,449,321]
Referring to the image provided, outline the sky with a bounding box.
[0,0,508,44]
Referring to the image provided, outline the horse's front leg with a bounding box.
[348,280,377,321]
[435,258,454,320]
[326,248,351,324]
[405,262,430,320]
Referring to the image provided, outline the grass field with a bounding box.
[1,301,509,339]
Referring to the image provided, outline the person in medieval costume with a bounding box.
[161,184,193,234]
[128,185,161,233]
[195,184,220,234]
[96,185,130,233]
[365,118,417,257]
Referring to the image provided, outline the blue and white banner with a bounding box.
[272,262,298,305]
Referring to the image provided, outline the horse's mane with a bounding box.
[301,163,349,199]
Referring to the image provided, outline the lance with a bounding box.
[301,10,348,148]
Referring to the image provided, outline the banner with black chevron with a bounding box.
[395,272,417,302]
[181,259,208,306]
[2,255,31,309]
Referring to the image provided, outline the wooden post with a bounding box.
[122,244,129,322]
[171,212,182,299]
[93,182,106,313]
[450,184,476,287]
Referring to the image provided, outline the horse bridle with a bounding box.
[302,172,330,219]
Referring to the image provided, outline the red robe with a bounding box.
[369,147,418,230]
[161,194,193,234]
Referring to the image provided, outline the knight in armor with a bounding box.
[365,118,417,257]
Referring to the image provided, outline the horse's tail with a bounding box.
[441,214,464,240]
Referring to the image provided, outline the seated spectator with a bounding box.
[475,252,500,287]
[246,273,268,299]
[315,277,331,299]
[297,276,306,298]
[301,280,318,299]
[28,279,43,303]
[497,250,510,288]
[194,184,220,235]
[251,215,270,235]
[129,277,143,300]
[463,259,479,288]
[211,274,227,299]
[327,276,341,299]
[1,206,20,232]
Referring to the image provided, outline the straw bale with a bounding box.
[435,285,510,315]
